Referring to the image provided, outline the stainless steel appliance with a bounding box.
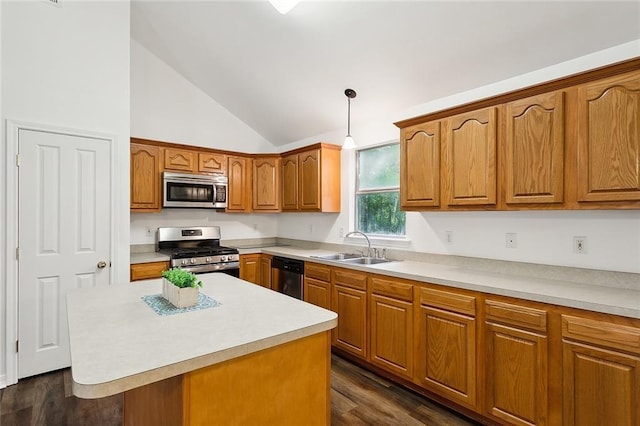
[271,256,304,299]
[157,226,239,276]
[163,172,228,209]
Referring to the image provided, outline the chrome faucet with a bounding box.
[345,231,372,257]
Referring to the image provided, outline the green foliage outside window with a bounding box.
[356,143,405,236]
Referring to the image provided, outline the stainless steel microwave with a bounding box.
[163,172,228,209]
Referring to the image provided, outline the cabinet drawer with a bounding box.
[562,315,640,354]
[305,263,331,282]
[485,299,547,332]
[419,287,475,316]
[371,277,413,302]
[334,269,367,291]
[130,261,169,282]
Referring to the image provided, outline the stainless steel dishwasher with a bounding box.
[271,256,304,300]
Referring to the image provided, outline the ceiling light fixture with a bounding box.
[268,0,300,14]
[343,88,357,150]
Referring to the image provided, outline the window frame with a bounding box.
[354,141,405,237]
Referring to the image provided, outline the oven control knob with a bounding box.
[206,257,212,263]
[181,259,188,266]
[190,258,197,264]
[220,255,227,262]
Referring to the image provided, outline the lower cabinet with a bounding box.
[240,254,273,288]
[259,254,272,289]
[130,261,170,282]
[561,315,640,426]
[239,254,261,285]
[369,277,414,379]
[332,268,368,359]
[484,300,549,426]
[415,286,477,410]
[304,263,332,310]
[307,261,640,425]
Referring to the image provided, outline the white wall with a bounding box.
[130,40,279,244]
[131,40,275,153]
[131,210,277,245]
[276,40,640,274]
[1,0,130,386]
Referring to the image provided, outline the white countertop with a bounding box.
[67,273,337,399]
[263,247,640,319]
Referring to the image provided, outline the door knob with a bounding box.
[97,261,107,269]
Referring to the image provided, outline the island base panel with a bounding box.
[124,331,331,425]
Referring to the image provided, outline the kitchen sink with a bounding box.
[340,257,395,265]
[311,253,362,260]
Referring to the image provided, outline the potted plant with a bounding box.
[161,268,203,308]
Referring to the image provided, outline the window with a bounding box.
[356,143,406,236]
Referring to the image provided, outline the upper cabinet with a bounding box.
[227,155,252,212]
[442,107,497,207]
[281,153,299,211]
[253,156,280,211]
[130,143,162,212]
[164,147,196,172]
[504,91,565,205]
[281,144,341,212]
[400,121,441,209]
[198,152,226,175]
[575,69,640,204]
[396,59,640,211]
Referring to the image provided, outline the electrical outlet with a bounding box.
[505,233,517,248]
[253,223,257,230]
[445,230,453,244]
[574,236,587,254]
[309,224,314,234]
[339,227,344,238]
[145,226,152,238]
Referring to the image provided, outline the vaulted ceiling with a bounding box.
[131,1,640,146]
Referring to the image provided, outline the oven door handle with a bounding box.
[179,262,240,274]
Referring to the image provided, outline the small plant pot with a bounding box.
[162,278,199,308]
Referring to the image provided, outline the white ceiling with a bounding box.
[131,1,640,146]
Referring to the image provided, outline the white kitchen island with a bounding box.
[66,272,337,425]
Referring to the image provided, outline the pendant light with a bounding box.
[343,88,357,150]
[268,0,300,14]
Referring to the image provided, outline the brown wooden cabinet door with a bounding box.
[198,152,226,175]
[400,121,440,208]
[304,277,331,310]
[130,261,170,281]
[299,149,321,210]
[281,154,299,211]
[253,157,280,211]
[485,322,548,426]
[563,340,640,426]
[416,305,477,409]
[443,107,497,206]
[131,143,161,211]
[505,91,565,205]
[239,254,260,284]
[258,255,272,289]
[164,148,196,172]
[332,269,368,359]
[576,70,640,202]
[370,293,413,379]
[227,156,251,212]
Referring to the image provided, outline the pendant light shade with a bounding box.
[343,88,357,150]
[268,0,300,14]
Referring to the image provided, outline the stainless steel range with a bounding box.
[157,226,240,277]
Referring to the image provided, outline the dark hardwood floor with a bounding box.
[1,355,477,425]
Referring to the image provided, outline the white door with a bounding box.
[18,128,111,378]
